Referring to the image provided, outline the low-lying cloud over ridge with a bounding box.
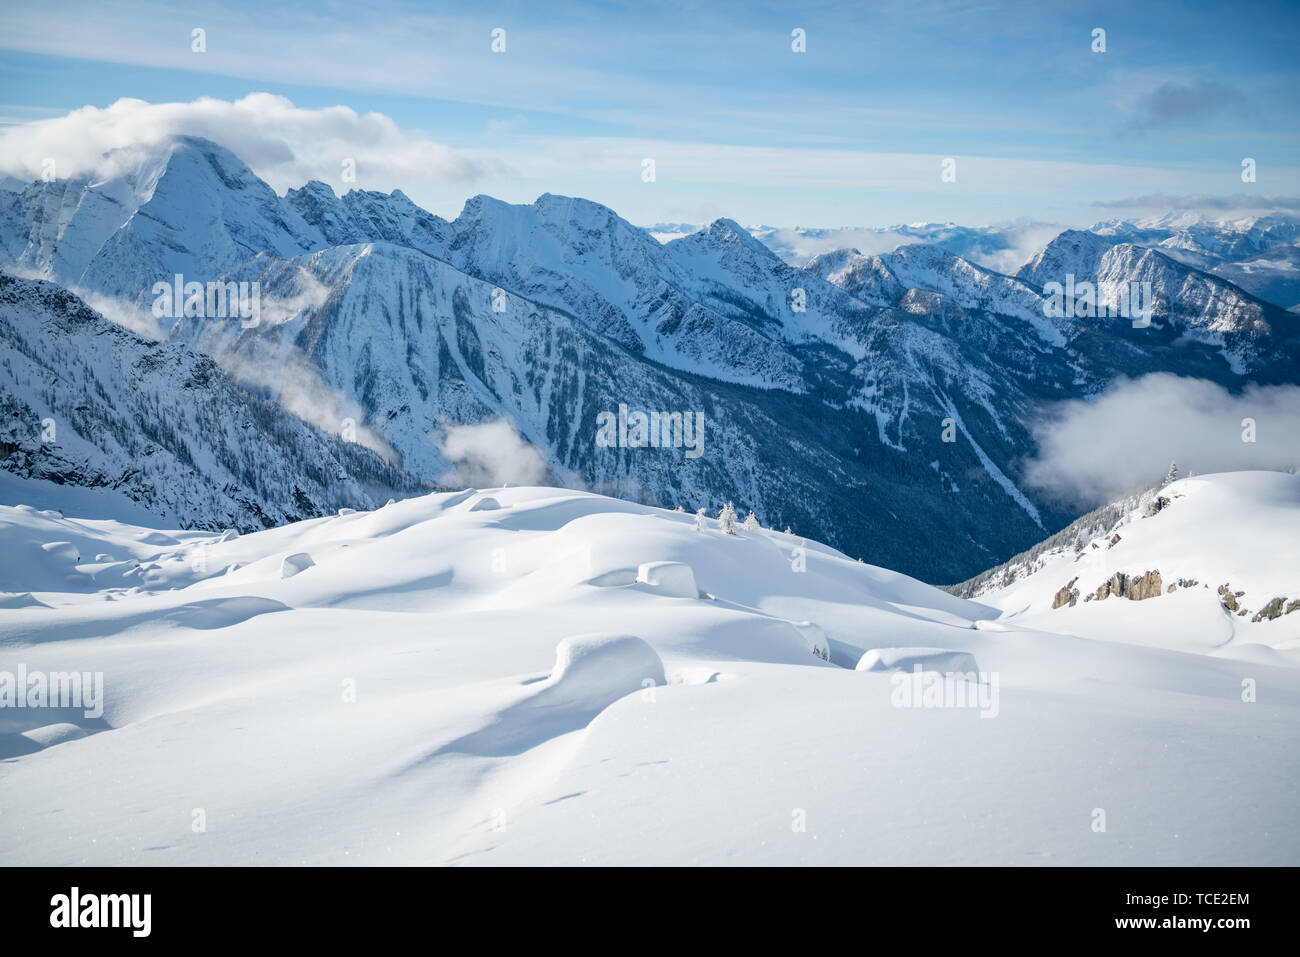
[0,93,485,194]
[1023,374,1300,507]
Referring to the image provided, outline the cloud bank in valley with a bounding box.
[1023,374,1300,507]
[0,93,485,194]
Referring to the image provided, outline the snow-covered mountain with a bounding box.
[951,471,1300,659]
[2,135,1298,582]
[648,220,1067,276]
[2,479,1295,864]
[806,243,1066,344]
[651,213,1300,313]
[0,273,424,530]
[4,137,324,308]
[1017,229,1299,375]
[1091,212,1300,312]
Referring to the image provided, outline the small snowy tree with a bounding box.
[673,505,685,513]
[784,525,792,534]
[743,510,760,531]
[1162,460,1179,486]
[718,502,738,535]
[694,507,707,532]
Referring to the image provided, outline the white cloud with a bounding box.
[746,222,1065,272]
[75,288,164,341]
[0,94,485,194]
[1023,374,1300,507]
[440,419,549,488]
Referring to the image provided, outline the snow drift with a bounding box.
[0,478,1296,865]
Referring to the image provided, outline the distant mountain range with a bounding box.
[2,135,1297,581]
[652,212,1300,312]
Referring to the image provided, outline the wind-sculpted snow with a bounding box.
[0,482,1296,864]
[855,646,981,673]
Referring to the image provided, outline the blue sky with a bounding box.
[1,0,1297,227]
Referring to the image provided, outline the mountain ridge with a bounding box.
[2,134,1297,581]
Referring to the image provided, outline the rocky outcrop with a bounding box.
[1252,597,1285,622]
[1052,577,1080,608]
[1093,570,1163,602]
[1217,584,1246,613]
[1252,597,1300,622]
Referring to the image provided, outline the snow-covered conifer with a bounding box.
[718,503,738,535]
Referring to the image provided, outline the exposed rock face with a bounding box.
[1052,577,1080,608]
[1217,584,1245,613]
[1093,570,1163,602]
[1108,534,1123,548]
[1251,597,1299,622]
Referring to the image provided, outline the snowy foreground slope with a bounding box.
[969,472,1300,661]
[1,479,1297,865]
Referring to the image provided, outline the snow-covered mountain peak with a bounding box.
[1082,212,1300,312]
[802,246,867,282]
[1019,227,1115,269]
[286,179,338,202]
[532,191,622,221]
[9,133,325,300]
[1018,227,1300,369]
[688,216,785,260]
